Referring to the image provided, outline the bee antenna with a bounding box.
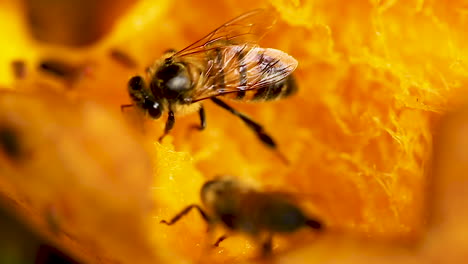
[305,218,323,230]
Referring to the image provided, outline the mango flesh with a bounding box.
[0,0,467,263]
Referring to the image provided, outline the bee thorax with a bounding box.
[154,63,192,100]
[166,75,190,91]
[171,102,201,116]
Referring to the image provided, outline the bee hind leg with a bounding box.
[158,110,175,142]
[211,97,276,148]
[211,97,290,164]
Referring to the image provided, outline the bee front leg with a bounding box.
[120,104,134,112]
[158,110,175,142]
[212,234,228,247]
[160,204,210,225]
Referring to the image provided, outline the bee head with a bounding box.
[128,76,163,119]
[200,176,242,207]
[154,62,191,99]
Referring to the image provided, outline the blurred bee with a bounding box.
[160,176,323,256]
[123,9,298,152]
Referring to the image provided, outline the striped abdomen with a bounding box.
[249,75,297,102]
[209,45,298,102]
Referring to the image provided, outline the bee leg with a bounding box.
[109,49,137,68]
[198,106,206,130]
[212,234,228,247]
[158,110,175,142]
[120,104,133,112]
[160,204,210,225]
[210,97,276,148]
[260,234,273,257]
[189,105,207,132]
[305,218,323,230]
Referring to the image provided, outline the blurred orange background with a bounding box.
[0,0,468,263]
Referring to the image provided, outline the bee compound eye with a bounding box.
[128,76,144,90]
[147,102,162,119]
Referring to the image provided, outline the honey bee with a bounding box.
[124,9,298,151]
[160,176,323,256]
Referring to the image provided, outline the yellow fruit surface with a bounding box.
[0,0,467,263]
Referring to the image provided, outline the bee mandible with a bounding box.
[160,176,323,256]
[123,9,298,152]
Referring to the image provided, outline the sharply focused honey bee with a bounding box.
[160,175,323,256]
[124,9,298,150]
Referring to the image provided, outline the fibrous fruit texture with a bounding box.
[0,0,467,263]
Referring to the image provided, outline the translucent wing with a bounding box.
[173,9,277,58]
[190,44,298,102]
[167,9,297,103]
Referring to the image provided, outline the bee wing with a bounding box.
[190,45,298,102]
[173,9,277,58]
